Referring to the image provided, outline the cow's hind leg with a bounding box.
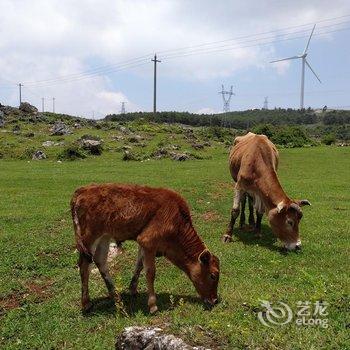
[129,246,144,296]
[78,252,93,312]
[248,195,255,230]
[222,188,243,243]
[94,236,116,299]
[142,248,157,314]
[239,193,247,229]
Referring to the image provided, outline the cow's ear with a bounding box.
[198,249,211,265]
[298,199,311,207]
[277,201,285,213]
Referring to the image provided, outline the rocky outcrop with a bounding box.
[19,102,38,114]
[116,326,210,350]
[0,110,4,127]
[32,150,47,160]
[50,122,71,136]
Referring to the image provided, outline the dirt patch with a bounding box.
[202,211,221,222]
[0,278,53,314]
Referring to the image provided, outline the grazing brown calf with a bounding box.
[71,184,220,313]
[222,132,311,250]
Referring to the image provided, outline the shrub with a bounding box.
[321,133,336,145]
[57,145,86,161]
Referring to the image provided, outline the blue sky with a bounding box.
[0,0,349,118]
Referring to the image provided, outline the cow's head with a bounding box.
[190,249,220,306]
[268,199,311,251]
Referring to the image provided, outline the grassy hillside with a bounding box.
[0,144,349,349]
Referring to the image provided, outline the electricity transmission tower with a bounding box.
[120,101,126,114]
[263,96,268,110]
[151,54,161,117]
[219,85,234,112]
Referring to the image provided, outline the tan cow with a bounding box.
[222,132,311,250]
[71,184,220,313]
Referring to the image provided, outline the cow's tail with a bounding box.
[71,199,93,263]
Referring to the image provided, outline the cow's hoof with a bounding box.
[82,301,93,314]
[149,305,158,314]
[221,234,232,243]
[129,288,138,296]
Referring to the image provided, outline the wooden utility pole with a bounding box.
[151,54,161,117]
[18,83,23,106]
[52,97,55,113]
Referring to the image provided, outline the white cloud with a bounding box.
[0,0,349,114]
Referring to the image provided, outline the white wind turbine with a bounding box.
[270,24,321,109]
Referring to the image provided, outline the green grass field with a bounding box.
[0,146,349,349]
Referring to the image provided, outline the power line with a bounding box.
[158,14,350,56]
[8,14,350,89]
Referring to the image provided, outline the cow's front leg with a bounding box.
[129,246,144,296]
[222,188,243,243]
[143,249,158,314]
[255,212,263,238]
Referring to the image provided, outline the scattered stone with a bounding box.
[191,143,205,150]
[32,150,46,160]
[115,326,210,350]
[169,144,180,150]
[112,135,125,141]
[42,140,55,147]
[50,121,71,135]
[151,148,168,159]
[12,125,21,134]
[74,122,82,129]
[122,145,132,151]
[128,135,143,143]
[80,139,103,155]
[170,152,190,161]
[119,126,130,134]
[19,102,38,114]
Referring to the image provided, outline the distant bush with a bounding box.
[252,124,312,147]
[57,145,86,161]
[321,133,336,145]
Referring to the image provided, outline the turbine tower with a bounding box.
[219,85,235,112]
[270,24,321,109]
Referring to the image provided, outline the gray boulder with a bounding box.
[0,110,4,127]
[170,152,190,161]
[19,102,38,114]
[80,138,103,155]
[50,122,71,135]
[32,150,46,160]
[116,326,210,350]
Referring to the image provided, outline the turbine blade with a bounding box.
[270,56,300,63]
[305,59,321,83]
[303,24,316,54]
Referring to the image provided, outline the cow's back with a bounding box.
[229,132,278,183]
[71,183,191,242]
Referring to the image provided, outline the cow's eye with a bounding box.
[210,273,217,280]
